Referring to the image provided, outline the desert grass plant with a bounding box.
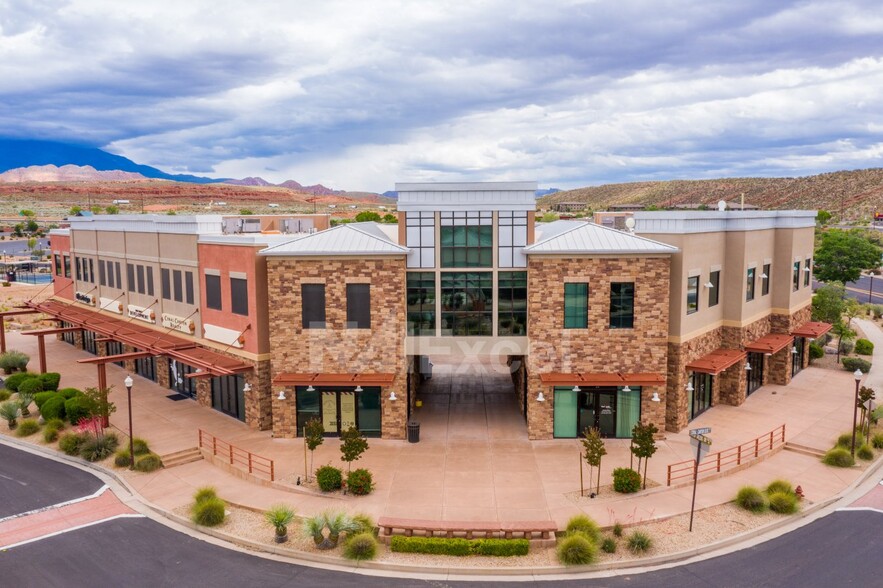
[132,437,151,456]
[194,486,218,504]
[612,522,624,538]
[15,418,40,437]
[857,444,875,461]
[114,448,132,467]
[58,431,89,455]
[0,350,29,374]
[823,447,856,467]
[342,532,378,560]
[873,433,883,449]
[768,491,799,514]
[1,400,21,429]
[0,389,9,401]
[601,537,617,554]
[837,432,865,448]
[765,480,794,497]
[134,453,163,472]
[192,496,226,527]
[626,530,653,554]
[264,504,296,543]
[556,533,597,566]
[43,418,64,443]
[79,432,119,462]
[303,511,358,550]
[565,514,602,544]
[350,513,376,537]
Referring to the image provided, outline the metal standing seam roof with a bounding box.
[525,220,679,255]
[258,223,409,256]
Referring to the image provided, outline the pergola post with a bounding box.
[97,363,109,427]
[37,334,47,374]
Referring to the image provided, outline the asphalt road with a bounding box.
[0,238,50,256]
[2,444,882,587]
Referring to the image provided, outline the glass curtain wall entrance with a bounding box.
[211,374,245,422]
[294,386,382,437]
[553,386,641,438]
[792,338,805,377]
[746,352,764,396]
[688,372,713,420]
[168,360,197,398]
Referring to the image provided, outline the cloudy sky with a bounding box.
[2,0,882,192]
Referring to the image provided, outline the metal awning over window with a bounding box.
[686,348,747,375]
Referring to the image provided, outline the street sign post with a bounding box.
[688,428,712,532]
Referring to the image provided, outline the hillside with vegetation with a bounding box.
[539,168,883,219]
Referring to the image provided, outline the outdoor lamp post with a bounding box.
[125,375,134,469]
[851,369,863,457]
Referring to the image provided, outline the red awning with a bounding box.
[745,334,794,355]
[686,348,747,375]
[77,351,154,365]
[273,373,397,386]
[538,372,665,387]
[791,321,833,339]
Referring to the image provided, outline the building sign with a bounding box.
[127,304,156,324]
[203,323,245,348]
[162,312,196,335]
[100,297,124,314]
[75,291,95,306]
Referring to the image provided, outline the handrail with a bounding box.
[666,424,786,486]
[197,429,275,481]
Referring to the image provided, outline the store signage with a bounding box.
[203,323,244,348]
[127,304,155,324]
[690,427,711,436]
[162,312,196,335]
[100,297,124,314]
[75,291,95,306]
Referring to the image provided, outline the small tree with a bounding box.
[581,427,606,495]
[304,417,324,481]
[832,320,856,364]
[630,421,659,489]
[339,426,368,473]
[81,386,117,426]
[811,282,846,325]
[106,205,120,215]
[69,205,82,216]
[859,386,876,437]
[814,229,882,284]
[354,211,381,223]
[381,213,398,224]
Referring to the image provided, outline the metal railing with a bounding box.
[197,429,275,481]
[666,424,786,486]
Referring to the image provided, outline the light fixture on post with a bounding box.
[851,369,863,457]
[354,385,363,392]
[388,390,397,401]
[124,375,134,469]
[536,391,546,402]
[572,385,581,392]
[650,391,661,402]
[276,388,286,401]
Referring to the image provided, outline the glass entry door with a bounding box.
[746,352,764,396]
[792,338,805,377]
[322,391,338,433]
[321,391,358,435]
[554,387,623,438]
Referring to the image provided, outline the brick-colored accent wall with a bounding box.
[267,257,408,439]
[526,256,671,439]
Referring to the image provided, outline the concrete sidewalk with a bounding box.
[2,328,873,528]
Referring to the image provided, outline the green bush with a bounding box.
[134,453,163,472]
[34,391,56,409]
[64,395,92,424]
[842,357,872,373]
[823,447,855,467]
[114,448,133,467]
[390,536,529,557]
[40,395,66,421]
[45,417,64,430]
[612,522,624,537]
[857,444,875,461]
[42,419,64,442]
[809,342,825,361]
[839,341,855,355]
[565,514,601,544]
[0,350,29,374]
[132,437,151,456]
[58,432,89,455]
[350,513,376,536]
[79,433,119,462]
[342,532,378,560]
[18,377,43,396]
[192,496,226,526]
[601,537,617,554]
[346,468,374,495]
[556,534,597,565]
[768,491,799,514]
[627,530,653,554]
[58,388,81,400]
[474,538,530,556]
[315,465,343,492]
[765,480,794,496]
[837,432,865,448]
[0,389,9,401]
[735,486,767,512]
[3,372,34,391]
[872,433,883,449]
[612,467,642,493]
[855,339,875,355]
[16,418,40,437]
[194,486,218,504]
[39,372,61,391]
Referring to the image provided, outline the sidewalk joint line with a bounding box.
[1,513,145,551]
[0,484,109,524]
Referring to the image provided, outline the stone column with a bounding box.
[73,330,84,350]
[719,362,747,406]
[156,356,171,389]
[665,343,689,433]
[769,347,791,386]
[641,386,666,438]
[243,359,273,431]
[196,378,211,408]
[123,345,136,373]
[527,374,553,440]
[96,340,107,357]
[381,379,407,440]
[272,387,297,438]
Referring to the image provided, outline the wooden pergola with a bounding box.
[0,308,40,353]
[22,326,84,373]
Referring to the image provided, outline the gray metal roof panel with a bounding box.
[258,223,409,256]
[525,220,678,255]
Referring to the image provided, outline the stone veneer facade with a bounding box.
[266,257,408,439]
[526,256,671,439]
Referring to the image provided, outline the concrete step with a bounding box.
[160,447,203,468]
[784,442,826,458]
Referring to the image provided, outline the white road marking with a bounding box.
[836,507,883,515]
[1,513,145,550]
[0,485,109,524]
[0,473,27,486]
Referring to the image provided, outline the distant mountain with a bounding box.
[224,176,273,186]
[535,188,560,197]
[0,164,147,182]
[382,190,398,199]
[222,177,341,196]
[0,138,222,184]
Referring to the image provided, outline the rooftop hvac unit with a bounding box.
[282,218,315,234]
[241,218,262,233]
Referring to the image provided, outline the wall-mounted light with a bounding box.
[764,352,772,358]
[745,361,752,371]
[685,380,694,392]
[805,266,812,272]
[536,391,546,402]
[572,385,581,392]
[622,385,631,393]
[791,346,798,355]
[276,389,286,401]
[388,390,397,401]
[306,384,315,392]
[651,391,661,402]
[243,382,252,393]
[761,273,768,279]
[354,385,363,392]
[704,281,714,289]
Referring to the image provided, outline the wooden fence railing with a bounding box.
[198,429,275,482]
[666,424,786,486]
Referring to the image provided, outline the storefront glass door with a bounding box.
[303,388,382,437]
[792,338,805,377]
[554,387,639,438]
[689,373,713,420]
[746,352,764,396]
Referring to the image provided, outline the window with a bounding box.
[440,211,493,267]
[146,267,154,296]
[746,268,756,301]
[107,261,115,288]
[301,284,326,329]
[205,274,222,310]
[440,272,493,335]
[498,211,528,268]
[762,263,771,296]
[406,212,435,269]
[792,261,800,292]
[75,257,82,281]
[172,269,183,302]
[114,262,122,288]
[185,271,194,304]
[127,263,135,293]
[54,254,61,276]
[563,283,588,328]
[686,276,699,315]
[708,270,720,307]
[136,265,145,294]
[498,271,527,335]
[609,282,635,329]
[406,272,436,335]
[231,277,248,316]
[98,260,106,286]
[346,284,371,328]
[88,259,94,283]
[161,268,171,300]
[804,258,811,287]
[63,254,71,278]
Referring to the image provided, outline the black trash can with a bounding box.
[407,421,420,443]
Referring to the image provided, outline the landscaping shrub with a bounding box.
[612,467,642,493]
[612,522,624,538]
[765,480,794,496]
[0,389,9,401]
[601,537,617,554]
[342,532,378,560]
[391,536,529,557]
[768,491,799,514]
[839,341,855,355]
[872,433,883,449]
[134,453,163,472]
[43,418,64,443]
[556,534,597,565]
[346,468,374,495]
[822,447,855,467]
[34,391,56,409]
[809,343,825,361]
[58,388,81,400]
[1,400,21,428]
[626,530,653,554]
[857,444,875,461]
[565,514,601,544]
[192,496,226,526]
[114,448,133,467]
[64,395,92,424]
[40,395,66,421]
[855,339,875,355]
[315,464,343,491]
[350,513,376,537]
[837,432,865,448]
[16,418,40,437]
[474,538,530,556]
[842,357,872,374]
[45,417,64,430]
[132,437,151,456]
[3,371,34,391]
[0,350,29,374]
[18,377,43,395]
[194,486,218,504]
[79,432,119,462]
[735,486,767,512]
[38,372,61,391]
[58,432,89,456]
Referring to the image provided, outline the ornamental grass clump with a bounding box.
[626,530,653,554]
[872,433,883,449]
[823,447,855,468]
[191,487,226,527]
[343,533,378,560]
[42,418,64,443]
[857,444,875,461]
[601,537,617,554]
[768,491,799,514]
[134,453,163,472]
[264,504,296,543]
[565,514,601,544]
[735,486,767,513]
[58,431,89,455]
[765,479,794,496]
[15,418,40,437]
[837,432,864,448]
[556,533,597,566]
